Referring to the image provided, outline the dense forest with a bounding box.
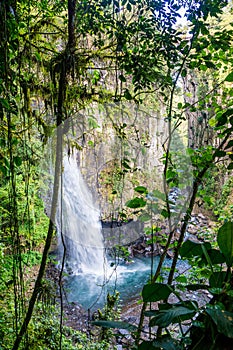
[1,0,233,349]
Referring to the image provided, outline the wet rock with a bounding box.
[197,213,206,220]
[187,224,198,235]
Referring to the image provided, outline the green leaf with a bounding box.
[209,271,227,288]
[225,71,233,82]
[166,169,177,182]
[119,74,126,82]
[122,160,131,170]
[214,150,226,158]
[227,163,233,170]
[124,89,132,100]
[230,116,233,126]
[13,156,22,166]
[180,240,211,259]
[216,114,227,127]
[34,51,42,62]
[203,249,225,265]
[206,308,233,338]
[181,69,187,77]
[205,61,216,69]
[126,197,146,208]
[223,109,233,117]
[0,98,10,109]
[217,221,233,266]
[161,209,169,218]
[126,2,132,11]
[91,320,137,331]
[0,165,7,176]
[87,140,94,147]
[88,116,99,129]
[142,283,173,302]
[225,140,233,149]
[148,305,196,328]
[134,186,148,194]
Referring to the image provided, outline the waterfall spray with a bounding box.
[56,154,105,275]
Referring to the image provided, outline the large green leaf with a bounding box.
[148,305,196,328]
[180,240,211,259]
[206,308,233,338]
[142,283,173,302]
[217,221,233,266]
[205,249,226,265]
[209,271,227,288]
[91,320,137,331]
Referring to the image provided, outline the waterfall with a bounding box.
[56,154,105,275]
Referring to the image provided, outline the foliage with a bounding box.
[1,0,233,349]
[94,221,233,348]
[25,303,114,350]
[92,292,121,342]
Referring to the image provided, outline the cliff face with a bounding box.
[65,102,168,219]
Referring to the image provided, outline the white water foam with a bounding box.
[56,154,105,275]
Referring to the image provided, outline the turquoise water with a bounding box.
[65,256,161,310]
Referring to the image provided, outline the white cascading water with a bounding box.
[56,154,105,275]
